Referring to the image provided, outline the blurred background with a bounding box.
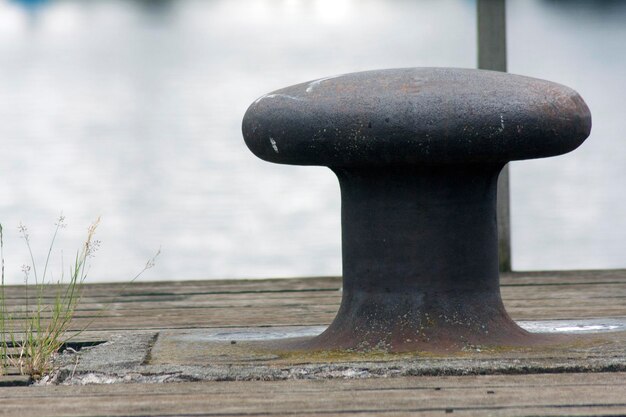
[0,0,624,284]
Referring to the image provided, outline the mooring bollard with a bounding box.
[242,68,591,352]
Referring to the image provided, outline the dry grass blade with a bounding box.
[0,216,158,380]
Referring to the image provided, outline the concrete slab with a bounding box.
[43,318,626,385]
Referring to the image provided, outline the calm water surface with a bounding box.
[0,0,624,283]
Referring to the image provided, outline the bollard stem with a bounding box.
[337,165,500,294]
[293,164,540,352]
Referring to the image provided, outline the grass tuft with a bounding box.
[0,217,159,380]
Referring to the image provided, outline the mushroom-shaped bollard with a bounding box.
[242,68,591,352]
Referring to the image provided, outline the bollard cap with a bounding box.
[242,68,591,167]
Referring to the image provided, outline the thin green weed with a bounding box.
[0,216,159,380]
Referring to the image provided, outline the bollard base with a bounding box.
[262,290,567,353]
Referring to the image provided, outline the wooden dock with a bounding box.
[1,269,625,416]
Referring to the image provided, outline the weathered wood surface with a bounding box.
[1,270,625,416]
[0,372,625,417]
[7,270,626,331]
[2,270,625,331]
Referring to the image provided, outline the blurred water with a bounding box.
[0,0,624,284]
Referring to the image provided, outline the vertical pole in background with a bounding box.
[477,0,511,272]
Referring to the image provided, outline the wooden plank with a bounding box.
[0,373,624,417]
[0,375,30,387]
[503,269,626,284]
[1,272,624,331]
[2,271,626,303]
[6,293,622,319]
[4,276,625,305]
[0,276,343,298]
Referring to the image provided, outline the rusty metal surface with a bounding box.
[243,68,591,167]
[241,68,592,353]
[274,164,555,352]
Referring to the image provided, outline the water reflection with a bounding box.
[0,0,623,284]
[10,0,51,27]
[11,0,50,10]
